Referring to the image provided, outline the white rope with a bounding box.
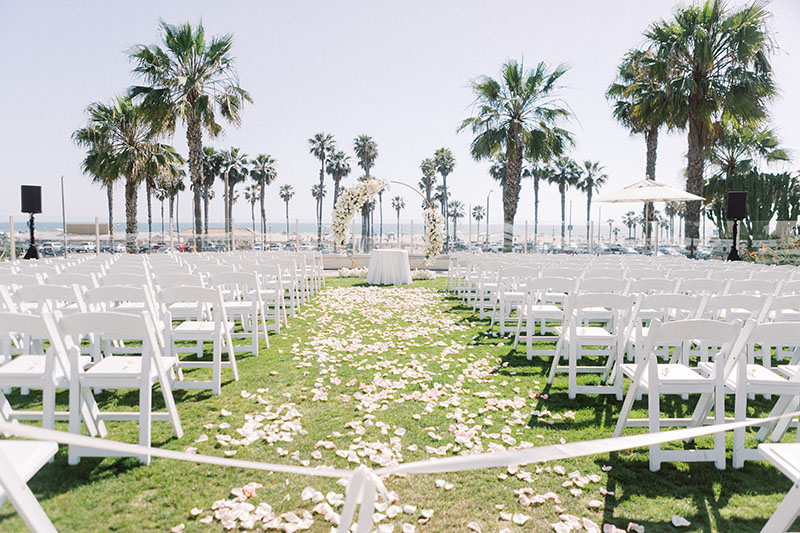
[2,410,798,532]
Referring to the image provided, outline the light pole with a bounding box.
[486,190,493,247]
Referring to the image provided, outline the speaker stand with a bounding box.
[727,219,741,261]
[23,213,38,260]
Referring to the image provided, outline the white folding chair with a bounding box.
[548,293,635,399]
[615,318,745,471]
[513,276,577,359]
[157,286,237,395]
[757,443,800,532]
[46,311,182,465]
[208,271,270,355]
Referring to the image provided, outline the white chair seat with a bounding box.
[172,321,234,337]
[555,325,613,340]
[83,356,178,380]
[0,354,92,380]
[620,363,710,387]
[698,361,789,390]
[777,365,799,379]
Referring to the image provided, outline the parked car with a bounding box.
[40,242,64,256]
[269,243,281,251]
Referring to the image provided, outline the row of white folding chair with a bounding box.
[0,309,182,465]
[615,317,800,471]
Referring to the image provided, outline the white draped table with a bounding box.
[366,249,412,285]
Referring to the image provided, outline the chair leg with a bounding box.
[568,342,577,400]
[547,336,565,384]
[614,379,639,438]
[714,385,726,470]
[648,389,661,472]
[733,388,747,469]
[139,382,152,465]
[761,482,800,533]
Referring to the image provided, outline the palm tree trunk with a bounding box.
[259,181,266,244]
[186,114,203,249]
[203,183,210,238]
[502,140,523,253]
[586,189,592,244]
[442,177,448,251]
[224,171,230,239]
[333,179,341,209]
[645,125,658,181]
[251,201,256,238]
[533,176,539,247]
[396,211,400,243]
[379,191,383,247]
[285,201,290,236]
[317,165,324,246]
[685,119,705,249]
[175,192,180,233]
[107,184,114,251]
[146,180,153,251]
[559,183,566,248]
[124,176,138,254]
[160,199,165,241]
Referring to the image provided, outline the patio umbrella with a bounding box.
[595,179,704,254]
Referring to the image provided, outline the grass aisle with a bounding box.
[0,278,793,532]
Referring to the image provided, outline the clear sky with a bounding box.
[1,0,798,234]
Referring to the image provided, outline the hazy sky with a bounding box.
[1,0,798,232]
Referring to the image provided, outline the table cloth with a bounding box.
[366,249,412,285]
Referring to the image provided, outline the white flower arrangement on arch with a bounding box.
[423,207,445,260]
[332,178,389,247]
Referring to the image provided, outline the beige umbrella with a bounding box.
[595,179,704,254]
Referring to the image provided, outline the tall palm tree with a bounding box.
[354,135,378,251]
[279,184,294,237]
[448,200,465,242]
[472,205,485,231]
[73,118,118,250]
[523,162,557,248]
[311,183,327,238]
[129,20,252,248]
[418,158,437,205]
[326,151,351,208]
[166,175,186,236]
[663,202,678,242]
[73,96,180,253]
[576,160,608,242]
[391,196,405,243]
[607,48,670,182]
[606,218,614,241]
[250,154,277,241]
[645,0,775,248]
[243,184,259,237]
[308,133,336,245]
[433,148,456,248]
[548,156,581,248]
[219,147,248,247]
[460,59,572,252]
[622,211,636,239]
[202,147,223,239]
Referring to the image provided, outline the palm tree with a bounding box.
[709,123,789,182]
[354,135,378,251]
[243,184,259,237]
[129,20,251,248]
[472,205,485,243]
[622,211,636,239]
[311,183,327,237]
[391,196,405,243]
[645,1,775,248]
[73,96,181,253]
[249,154,277,241]
[606,218,614,241]
[523,162,557,248]
[548,156,581,248]
[607,48,670,182]
[308,133,336,245]
[663,202,677,242]
[279,184,294,237]
[219,147,248,248]
[326,150,351,209]
[202,147,223,239]
[460,59,572,252]
[433,148,455,248]
[418,158,437,206]
[448,200,465,242]
[613,227,620,241]
[73,117,118,250]
[166,175,186,236]
[576,160,608,242]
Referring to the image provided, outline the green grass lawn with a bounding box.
[0,278,796,532]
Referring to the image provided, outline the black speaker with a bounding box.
[727,191,746,220]
[21,185,42,214]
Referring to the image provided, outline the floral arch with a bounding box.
[331,178,445,261]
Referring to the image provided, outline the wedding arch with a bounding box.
[331,178,445,263]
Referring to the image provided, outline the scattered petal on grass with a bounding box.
[672,515,691,527]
